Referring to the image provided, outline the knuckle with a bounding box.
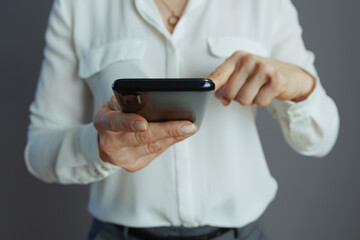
[242,54,256,64]
[135,131,151,144]
[219,86,231,100]
[269,72,286,91]
[270,70,282,82]
[255,62,265,71]
[146,141,162,154]
[165,124,181,137]
[232,50,243,58]
[259,63,273,74]
[236,94,251,106]
[239,55,257,73]
[224,92,232,101]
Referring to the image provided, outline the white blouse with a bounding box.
[25,0,339,228]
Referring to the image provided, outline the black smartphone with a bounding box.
[112,78,215,127]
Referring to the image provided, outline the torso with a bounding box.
[68,0,278,226]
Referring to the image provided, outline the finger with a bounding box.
[122,121,197,146]
[253,83,278,107]
[114,134,195,172]
[253,73,287,106]
[207,52,241,91]
[216,55,258,104]
[94,109,148,133]
[128,134,193,160]
[235,63,268,106]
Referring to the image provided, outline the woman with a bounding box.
[25,0,339,239]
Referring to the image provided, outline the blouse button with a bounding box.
[94,169,102,177]
[101,165,109,171]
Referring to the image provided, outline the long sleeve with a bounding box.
[268,0,340,157]
[24,0,119,184]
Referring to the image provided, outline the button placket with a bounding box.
[165,39,195,225]
[135,0,197,225]
[166,41,180,77]
[174,141,196,226]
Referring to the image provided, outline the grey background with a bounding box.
[0,0,359,239]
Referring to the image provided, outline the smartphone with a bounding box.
[112,78,215,127]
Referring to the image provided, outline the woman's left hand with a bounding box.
[207,50,315,106]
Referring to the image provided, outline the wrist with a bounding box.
[97,133,112,164]
[291,69,316,102]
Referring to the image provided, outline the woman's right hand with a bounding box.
[93,96,198,172]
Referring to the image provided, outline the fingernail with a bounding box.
[133,121,148,131]
[180,124,197,135]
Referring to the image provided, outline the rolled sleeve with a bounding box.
[268,0,340,157]
[78,124,120,184]
[270,78,339,157]
[24,0,120,184]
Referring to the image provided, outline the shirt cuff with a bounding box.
[270,76,324,120]
[79,123,120,183]
[268,77,329,152]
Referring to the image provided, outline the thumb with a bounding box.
[94,99,148,133]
